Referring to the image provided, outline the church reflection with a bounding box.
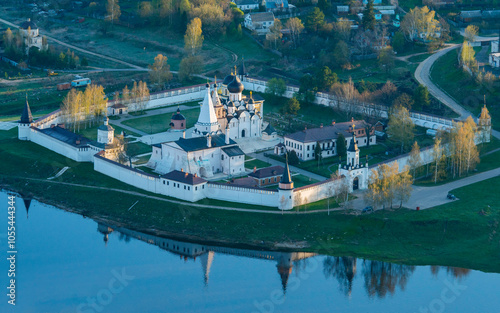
[94,220,471,297]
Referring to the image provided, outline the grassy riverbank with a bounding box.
[1,127,500,273]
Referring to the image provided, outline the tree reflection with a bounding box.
[361,260,415,298]
[323,256,357,296]
[430,266,471,280]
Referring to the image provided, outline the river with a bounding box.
[1,191,499,313]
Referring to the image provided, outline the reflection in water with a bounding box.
[94,219,473,299]
[96,221,317,293]
[323,256,357,297]
[362,260,416,298]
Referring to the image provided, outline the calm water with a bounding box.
[1,191,500,313]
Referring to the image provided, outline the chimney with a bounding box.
[207,135,212,148]
[185,172,188,178]
[225,133,230,145]
[194,173,197,177]
[181,168,184,172]
[51,124,56,128]
[253,166,257,173]
[320,123,323,128]
[332,120,336,126]
[182,131,186,139]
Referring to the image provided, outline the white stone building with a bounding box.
[489,53,500,68]
[235,0,260,11]
[19,19,45,53]
[244,12,275,34]
[282,120,376,161]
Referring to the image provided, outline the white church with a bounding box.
[148,68,266,179]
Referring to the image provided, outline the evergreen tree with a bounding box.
[337,133,347,160]
[305,7,325,32]
[362,0,376,31]
[413,84,430,110]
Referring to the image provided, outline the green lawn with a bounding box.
[121,108,200,134]
[430,47,500,130]
[245,159,271,169]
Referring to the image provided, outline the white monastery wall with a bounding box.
[206,183,279,207]
[293,179,342,206]
[29,127,96,162]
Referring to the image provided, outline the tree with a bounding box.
[336,133,347,159]
[178,55,203,81]
[191,4,225,38]
[107,0,121,24]
[335,18,352,42]
[407,141,422,178]
[149,54,172,90]
[306,7,325,32]
[81,56,88,67]
[378,47,394,73]
[316,66,338,91]
[334,176,351,209]
[460,41,477,71]
[387,105,415,153]
[431,137,445,184]
[266,78,286,98]
[392,93,414,110]
[286,18,304,48]
[332,77,360,119]
[122,85,130,104]
[184,18,204,56]
[3,28,13,48]
[362,0,376,31]
[179,0,191,14]
[281,97,300,129]
[400,6,439,42]
[138,1,153,18]
[315,141,322,168]
[365,162,400,209]
[413,84,430,110]
[268,19,283,50]
[318,0,330,13]
[464,25,479,43]
[392,32,405,53]
[137,81,150,113]
[287,150,299,165]
[394,166,413,208]
[333,41,351,69]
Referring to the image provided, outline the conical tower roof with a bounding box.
[212,79,221,106]
[200,251,214,286]
[281,154,292,184]
[20,95,33,124]
[196,84,219,129]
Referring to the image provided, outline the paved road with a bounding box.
[414,44,472,119]
[0,17,145,70]
[249,152,328,182]
[405,167,500,210]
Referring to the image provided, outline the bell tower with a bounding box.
[346,120,360,168]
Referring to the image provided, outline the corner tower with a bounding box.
[18,95,33,140]
[278,154,294,210]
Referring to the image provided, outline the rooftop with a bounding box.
[174,135,235,152]
[222,146,245,157]
[37,126,92,148]
[285,120,371,143]
[249,165,284,179]
[161,170,207,185]
[248,12,275,22]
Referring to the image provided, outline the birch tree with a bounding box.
[184,18,204,56]
[407,141,422,179]
[431,137,445,184]
[387,105,415,154]
[395,166,413,208]
[286,17,304,48]
[149,54,172,90]
[107,0,121,24]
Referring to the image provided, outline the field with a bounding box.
[430,47,500,130]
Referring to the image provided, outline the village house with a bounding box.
[280,120,376,162]
[248,165,285,186]
[244,12,275,34]
[489,53,500,68]
[234,0,260,11]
